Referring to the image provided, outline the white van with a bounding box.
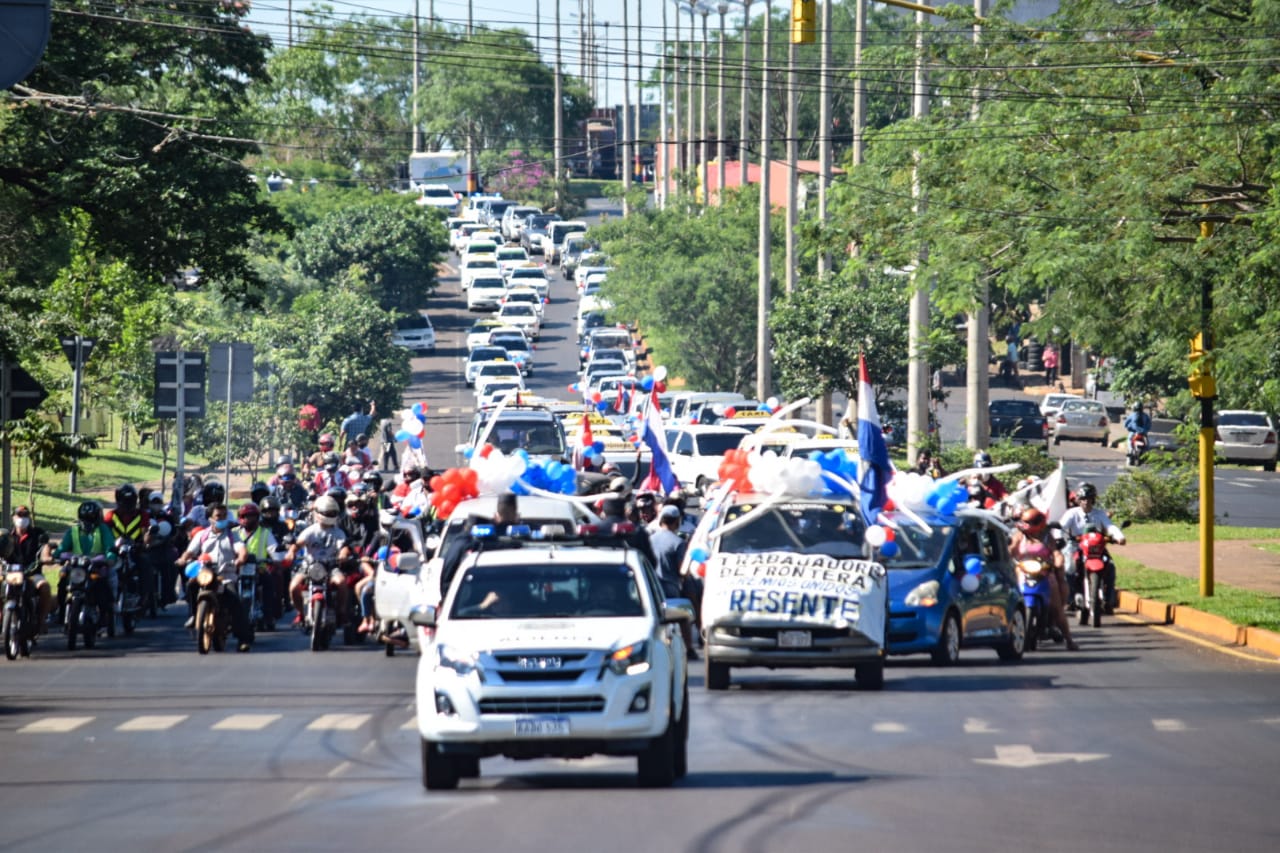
[544,220,588,261]
[669,391,747,425]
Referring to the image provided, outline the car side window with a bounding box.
[674,432,693,454]
[979,524,1017,585]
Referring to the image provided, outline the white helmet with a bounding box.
[314,495,341,526]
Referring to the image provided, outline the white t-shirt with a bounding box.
[1060,506,1125,563]
[295,523,347,566]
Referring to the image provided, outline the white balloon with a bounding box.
[653,365,668,382]
[865,525,887,547]
[960,573,980,594]
[766,396,780,410]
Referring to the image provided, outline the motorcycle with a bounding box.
[114,537,147,636]
[301,557,336,652]
[1076,528,1113,628]
[1126,431,1149,467]
[61,555,109,651]
[234,556,262,645]
[3,562,39,660]
[1017,558,1053,652]
[190,556,237,654]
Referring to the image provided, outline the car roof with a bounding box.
[671,424,752,434]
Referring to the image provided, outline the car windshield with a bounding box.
[469,347,506,363]
[473,278,505,289]
[422,187,453,198]
[491,335,529,351]
[479,363,521,379]
[450,563,644,619]
[718,502,867,557]
[497,248,526,260]
[591,332,631,349]
[396,315,430,330]
[501,304,536,318]
[694,432,747,455]
[481,416,566,456]
[1218,412,1270,428]
[467,258,498,269]
[877,523,954,569]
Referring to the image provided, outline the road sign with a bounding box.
[154,352,206,419]
[0,359,48,421]
[207,342,255,403]
[60,336,96,369]
[0,0,51,89]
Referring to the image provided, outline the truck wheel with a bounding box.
[855,661,885,690]
[421,739,459,791]
[930,613,961,666]
[636,710,677,788]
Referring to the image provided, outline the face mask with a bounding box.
[347,507,361,518]
[214,518,232,531]
[14,517,30,530]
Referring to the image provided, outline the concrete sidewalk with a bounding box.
[1123,540,1280,598]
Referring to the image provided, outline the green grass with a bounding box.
[1126,522,1280,544]
[568,179,624,199]
[1115,556,1280,633]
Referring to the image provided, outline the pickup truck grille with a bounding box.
[478,696,606,715]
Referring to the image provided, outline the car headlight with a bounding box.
[436,643,480,676]
[607,640,650,676]
[904,580,940,608]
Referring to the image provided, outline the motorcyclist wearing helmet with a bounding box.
[143,493,179,607]
[285,495,352,625]
[178,503,253,652]
[46,501,118,628]
[304,433,337,480]
[1059,482,1126,612]
[257,496,294,616]
[1010,507,1079,651]
[340,489,382,634]
[187,480,226,529]
[312,451,350,498]
[1123,401,1152,455]
[249,482,271,505]
[361,470,388,510]
[235,502,281,627]
[10,506,54,633]
[269,462,309,511]
[966,451,1008,507]
[105,483,156,615]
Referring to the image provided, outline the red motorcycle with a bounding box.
[1076,526,1113,628]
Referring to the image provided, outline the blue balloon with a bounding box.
[758,403,771,412]
[184,561,202,579]
[880,540,900,558]
[394,430,411,442]
[964,554,983,574]
[689,546,710,563]
[412,403,425,418]
[407,435,422,449]
[516,449,531,463]
[547,461,564,479]
[591,440,605,454]
[590,452,604,466]
[462,446,475,459]
[596,400,609,414]
[641,376,654,392]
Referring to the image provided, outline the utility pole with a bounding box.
[757,0,773,400]
[1194,219,1217,597]
[906,8,930,466]
[466,2,476,195]
[672,2,682,194]
[660,0,669,207]
[686,4,697,204]
[784,16,797,295]
[716,3,728,202]
[622,1,632,214]
[555,0,564,213]
[817,0,831,276]
[412,0,421,154]
[966,0,990,451]
[636,0,644,194]
[699,5,710,206]
[739,0,754,189]
[851,0,866,169]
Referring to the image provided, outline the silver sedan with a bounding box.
[1052,399,1111,446]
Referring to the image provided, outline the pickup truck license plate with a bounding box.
[515,716,571,737]
[778,630,813,649]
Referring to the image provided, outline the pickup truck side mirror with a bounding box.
[408,605,438,628]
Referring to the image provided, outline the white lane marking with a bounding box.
[975,744,1109,768]
[289,785,319,806]
[401,717,419,730]
[116,715,188,732]
[1256,717,1280,725]
[964,718,1001,734]
[327,761,352,778]
[872,722,908,734]
[1152,718,1188,732]
[212,713,282,731]
[363,741,379,754]
[307,713,371,731]
[18,717,94,734]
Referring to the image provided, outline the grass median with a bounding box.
[1118,522,1280,633]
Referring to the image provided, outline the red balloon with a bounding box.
[419,401,429,413]
[461,468,479,493]
[443,468,462,486]
[441,483,461,503]
[437,499,456,519]
[592,392,603,404]
[429,475,444,491]
[724,407,737,419]
[479,443,494,458]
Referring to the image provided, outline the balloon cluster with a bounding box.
[806,449,861,498]
[865,523,900,558]
[887,472,966,516]
[427,467,480,519]
[516,458,579,495]
[394,403,428,449]
[687,544,711,578]
[716,449,755,491]
[749,452,824,496]
[460,445,578,498]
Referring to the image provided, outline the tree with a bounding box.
[289,196,447,313]
[591,188,774,393]
[0,0,283,300]
[0,413,97,512]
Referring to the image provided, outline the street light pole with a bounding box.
[672,2,682,194]
[907,9,931,465]
[717,3,728,201]
[740,0,753,188]
[412,0,421,154]
[686,3,696,204]
[622,2,632,213]
[555,0,564,213]
[757,0,772,400]
[660,0,669,207]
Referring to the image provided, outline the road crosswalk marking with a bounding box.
[964,718,1001,734]
[1152,718,1188,732]
[17,717,94,734]
[306,713,371,731]
[212,713,282,731]
[872,722,908,734]
[116,715,188,732]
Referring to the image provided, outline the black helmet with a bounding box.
[115,483,138,511]
[361,470,384,493]
[323,451,341,471]
[1077,482,1098,500]
[77,500,103,529]
[201,481,226,508]
[250,481,271,503]
[972,451,993,468]
[326,486,348,507]
[258,496,281,515]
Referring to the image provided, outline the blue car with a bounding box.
[881,511,1027,664]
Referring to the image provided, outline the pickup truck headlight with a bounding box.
[608,640,650,676]
[904,580,940,608]
[436,643,480,676]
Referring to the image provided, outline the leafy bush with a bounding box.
[1101,467,1198,523]
[936,440,1058,482]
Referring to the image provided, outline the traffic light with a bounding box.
[1188,332,1216,399]
[791,0,816,45]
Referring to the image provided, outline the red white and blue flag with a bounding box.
[640,392,678,494]
[857,354,894,526]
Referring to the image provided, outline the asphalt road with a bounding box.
[5,205,1278,849]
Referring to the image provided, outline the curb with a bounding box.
[1119,589,1280,657]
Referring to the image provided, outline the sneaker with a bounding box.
[1067,640,1081,651]
[1073,593,1085,610]
[184,616,195,629]
[292,613,303,627]
[238,642,251,653]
